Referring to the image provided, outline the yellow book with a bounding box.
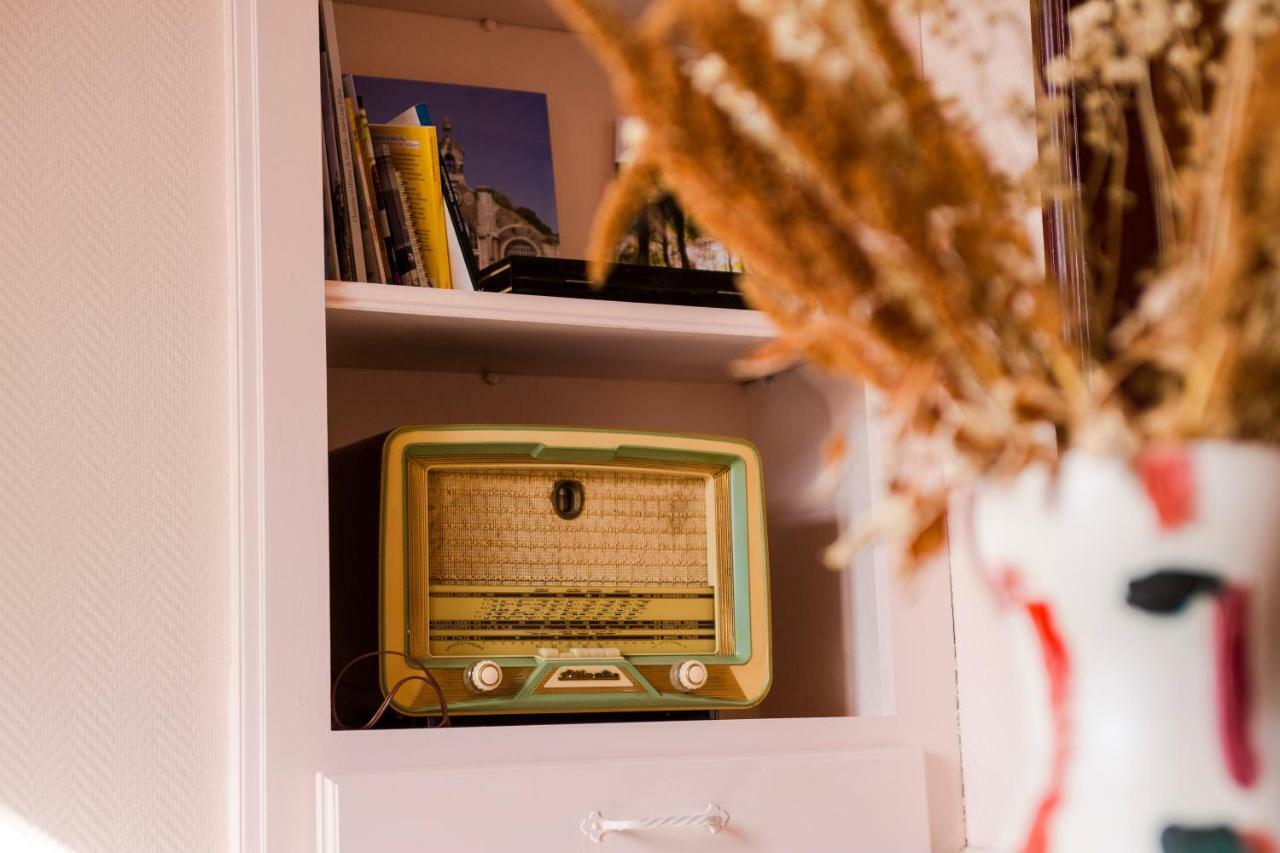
[367,124,453,289]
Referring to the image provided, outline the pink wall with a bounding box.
[0,0,232,849]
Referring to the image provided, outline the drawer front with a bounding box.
[318,747,928,852]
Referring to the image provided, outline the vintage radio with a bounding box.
[329,425,771,720]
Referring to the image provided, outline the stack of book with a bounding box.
[319,1,477,289]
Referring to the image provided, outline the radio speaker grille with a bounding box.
[426,466,711,587]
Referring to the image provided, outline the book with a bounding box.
[374,144,424,287]
[388,167,428,288]
[319,48,354,280]
[345,85,394,283]
[355,100,400,284]
[392,103,433,127]
[387,103,479,290]
[322,159,339,280]
[367,123,453,289]
[439,179,477,290]
[343,90,387,283]
[319,0,366,281]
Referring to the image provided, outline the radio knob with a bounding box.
[671,659,708,692]
[466,660,503,693]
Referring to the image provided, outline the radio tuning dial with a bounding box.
[466,660,504,693]
[671,659,709,692]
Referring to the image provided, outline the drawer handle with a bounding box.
[580,802,729,843]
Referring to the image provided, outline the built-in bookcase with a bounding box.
[243,1,982,847]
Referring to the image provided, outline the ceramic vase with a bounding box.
[972,442,1280,852]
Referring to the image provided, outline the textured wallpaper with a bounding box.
[0,1,231,850]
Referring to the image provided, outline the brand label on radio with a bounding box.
[540,664,634,690]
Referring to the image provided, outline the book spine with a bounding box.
[420,129,452,289]
[390,168,428,287]
[319,49,354,281]
[375,146,422,287]
[373,145,405,283]
[359,109,400,285]
[344,95,386,283]
[375,205,400,285]
[320,0,366,281]
[435,145,480,285]
[322,157,339,280]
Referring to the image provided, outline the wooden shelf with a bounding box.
[325,281,776,381]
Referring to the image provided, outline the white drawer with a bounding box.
[318,747,929,852]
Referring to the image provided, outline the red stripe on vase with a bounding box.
[1215,584,1259,788]
[1138,447,1196,530]
[1023,601,1072,853]
[1244,830,1278,853]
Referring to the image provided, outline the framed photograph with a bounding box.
[354,76,560,268]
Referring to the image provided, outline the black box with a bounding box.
[476,257,747,310]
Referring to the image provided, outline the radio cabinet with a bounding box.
[330,426,771,720]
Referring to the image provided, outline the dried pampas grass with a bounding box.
[1122,29,1280,444]
[554,0,1280,567]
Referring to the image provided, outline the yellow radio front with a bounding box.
[328,425,772,718]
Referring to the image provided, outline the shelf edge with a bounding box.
[325,281,776,340]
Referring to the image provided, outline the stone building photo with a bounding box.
[439,119,559,266]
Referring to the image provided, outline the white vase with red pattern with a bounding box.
[973,442,1280,853]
